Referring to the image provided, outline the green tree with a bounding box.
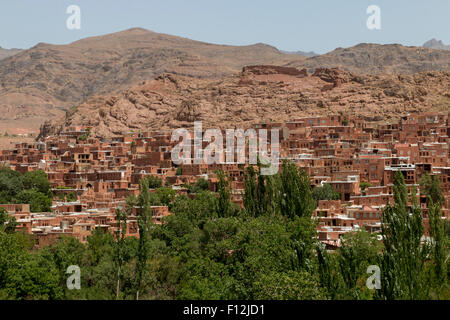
[243,165,258,217]
[0,207,18,233]
[263,172,282,216]
[280,161,315,219]
[43,236,86,298]
[2,252,62,299]
[378,172,429,299]
[145,175,163,189]
[428,199,448,296]
[23,170,51,195]
[135,178,153,299]
[338,229,381,299]
[316,243,345,299]
[216,170,233,218]
[192,177,210,193]
[360,182,372,192]
[0,166,23,199]
[420,173,444,205]
[243,163,282,217]
[312,183,341,202]
[156,187,176,207]
[114,208,127,300]
[253,270,325,300]
[15,189,52,212]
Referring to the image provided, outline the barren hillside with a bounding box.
[1,28,449,138]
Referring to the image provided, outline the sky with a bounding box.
[0,0,449,54]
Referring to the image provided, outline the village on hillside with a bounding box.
[1,112,449,249]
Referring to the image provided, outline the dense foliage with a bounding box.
[0,167,52,212]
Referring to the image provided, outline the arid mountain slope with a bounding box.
[287,43,450,74]
[0,28,305,133]
[0,47,22,61]
[1,28,449,136]
[42,66,450,139]
[423,39,450,51]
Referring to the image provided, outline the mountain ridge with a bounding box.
[0,28,448,138]
[423,38,450,51]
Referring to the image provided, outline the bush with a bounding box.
[312,184,340,202]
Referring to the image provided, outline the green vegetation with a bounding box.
[183,177,210,194]
[312,184,341,202]
[0,207,17,234]
[376,172,448,299]
[420,173,444,205]
[192,177,210,193]
[78,128,91,141]
[144,175,163,189]
[360,182,372,192]
[0,167,52,212]
[0,162,448,300]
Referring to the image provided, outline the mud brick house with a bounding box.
[384,163,417,185]
[328,175,360,201]
[346,205,382,229]
[131,205,171,224]
[0,204,32,233]
[353,156,386,186]
[73,219,96,243]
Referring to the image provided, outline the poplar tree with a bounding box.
[135,178,152,300]
[316,243,343,299]
[428,200,447,285]
[243,165,258,217]
[280,161,315,219]
[420,173,444,205]
[378,171,429,299]
[256,163,267,216]
[216,170,232,218]
[264,173,282,216]
[114,208,127,300]
[243,163,283,217]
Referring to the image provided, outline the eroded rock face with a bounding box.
[313,68,351,84]
[43,67,450,139]
[176,99,202,122]
[37,120,57,140]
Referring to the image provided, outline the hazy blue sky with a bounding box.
[0,0,449,53]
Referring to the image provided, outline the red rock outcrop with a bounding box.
[41,68,450,139]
